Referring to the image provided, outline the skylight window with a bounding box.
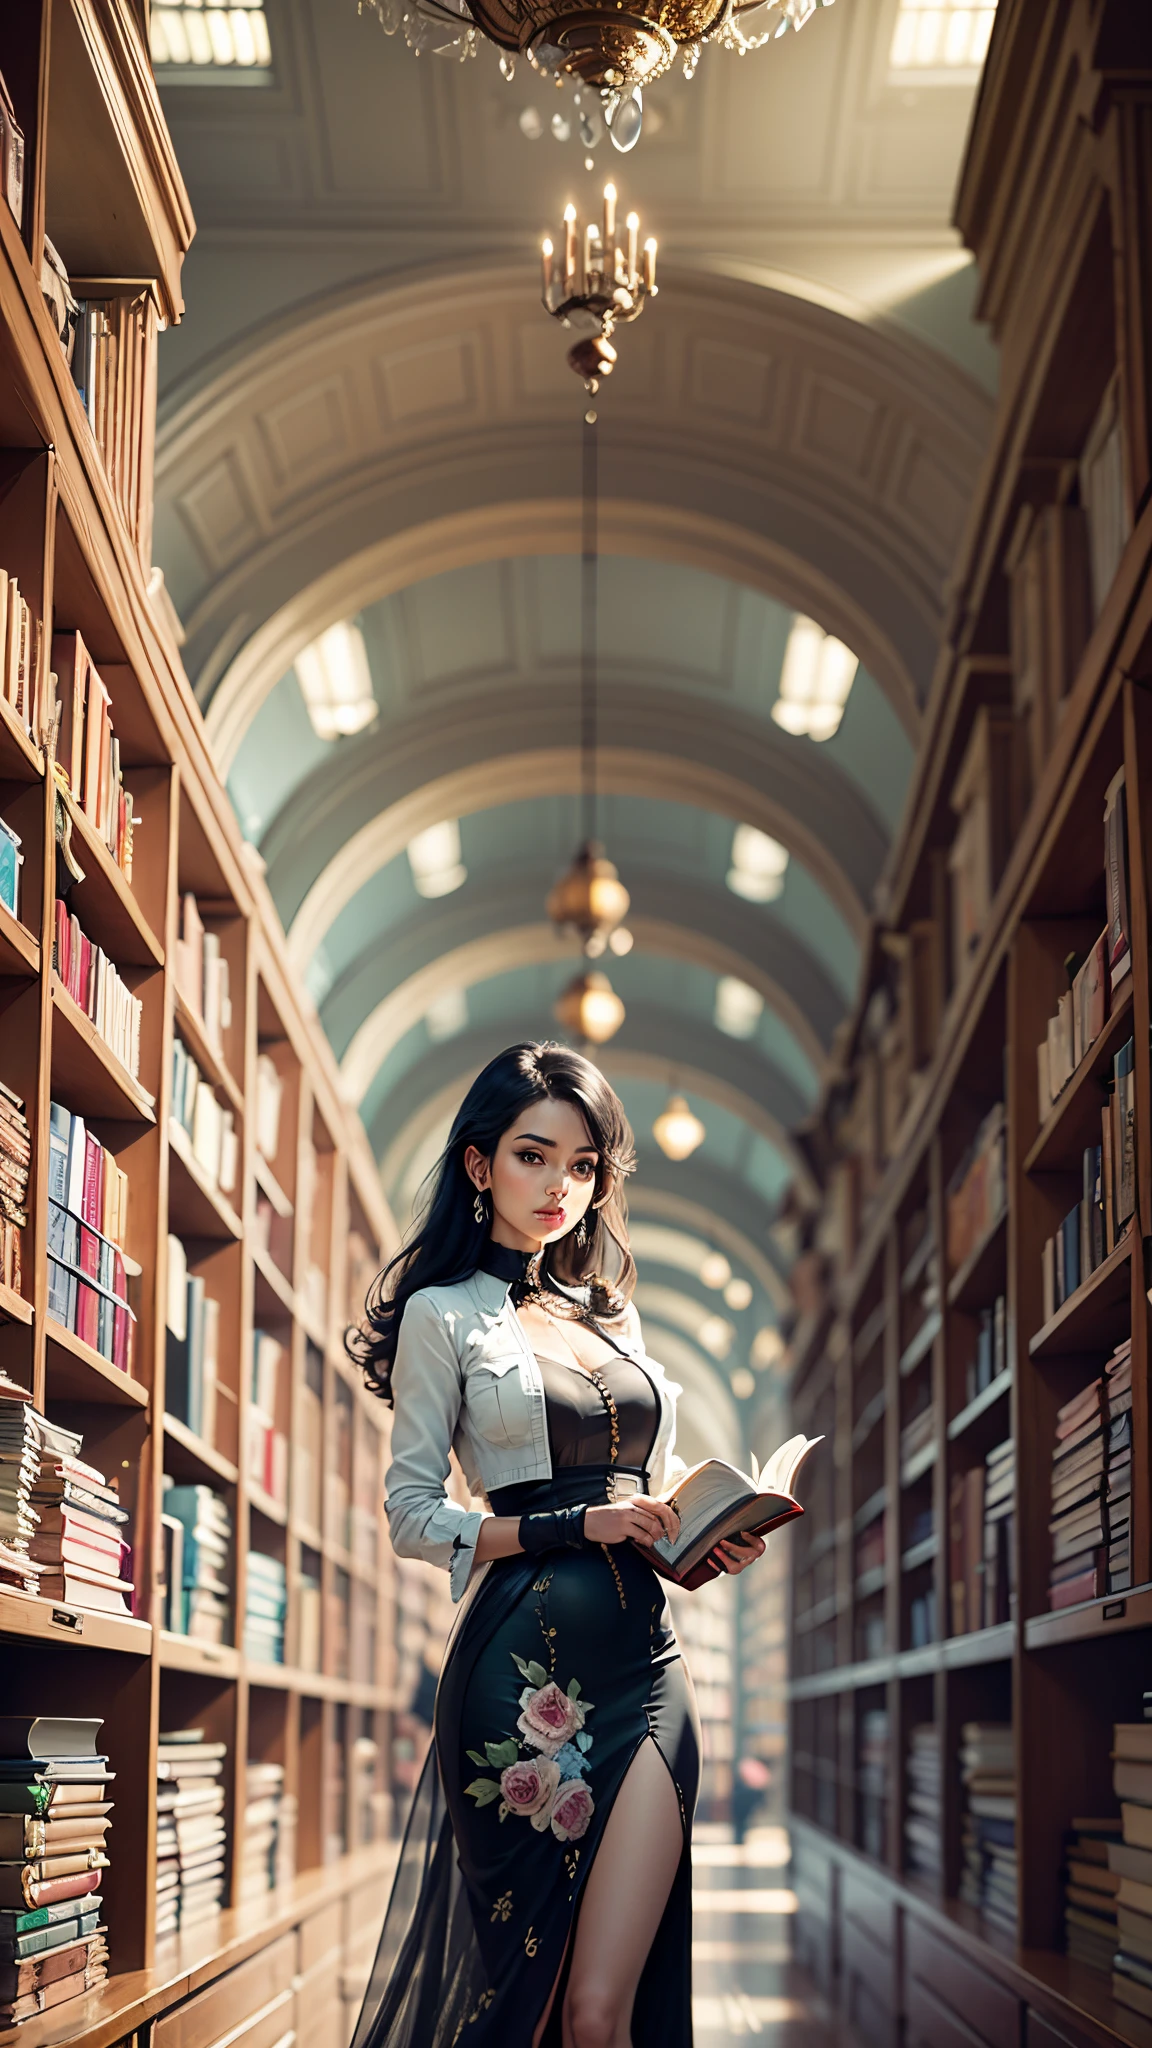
[295,623,376,740]
[151,6,273,78]
[408,821,467,899]
[889,1,996,78]
[771,616,858,740]
[727,824,789,903]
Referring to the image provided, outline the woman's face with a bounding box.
[465,1097,599,1254]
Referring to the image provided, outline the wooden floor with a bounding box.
[691,1832,854,2045]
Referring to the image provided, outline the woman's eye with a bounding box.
[573,1161,596,1178]
[516,1150,543,1165]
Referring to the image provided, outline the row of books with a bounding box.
[1048,1339,1130,1610]
[948,1437,1014,1636]
[945,1102,1005,1278]
[161,1482,232,1644]
[0,1080,30,1298]
[964,1295,1007,1409]
[959,1721,1015,1936]
[1041,1061,1135,1323]
[900,1401,934,1473]
[69,290,159,557]
[240,1761,295,1902]
[53,900,143,1082]
[248,1330,289,1507]
[0,569,43,750]
[174,894,234,1057]
[255,1052,285,1167]
[908,1585,937,1649]
[298,1563,322,1672]
[0,1715,110,2025]
[0,1402,133,1615]
[171,1035,239,1198]
[244,1552,287,1666]
[857,1706,887,1861]
[165,1235,221,1445]
[1037,925,1109,1113]
[54,633,135,877]
[156,1730,226,1939]
[0,815,20,919]
[47,1102,136,1374]
[0,70,24,232]
[905,1722,941,1882]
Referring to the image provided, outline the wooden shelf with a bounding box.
[1023,1580,1152,1649]
[900,1441,936,1487]
[0,898,39,978]
[855,1566,886,1601]
[788,1624,1014,1699]
[0,1282,34,1327]
[946,1209,1007,1311]
[167,1118,243,1241]
[50,976,157,1122]
[248,1480,288,1527]
[174,989,243,1114]
[44,1317,149,1406]
[901,1231,936,1295]
[64,791,163,969]
[901,1535,937,1572]
[1024,983,1135,1175]
[899,1309,941,1377]
[254,1151,293,1218]
[852,1387,885,1449]
[0,1586,150,1655]
[853,1487,887,1532]
[0,695,43,782]
[163,1411,239,1486]
[947,1368,1012,1439]
[159,1630,240,1678]
[794,1594,839,1636]
[252,1242,295,1320]
[1027,1232,1131,1359]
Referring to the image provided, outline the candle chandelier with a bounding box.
[359,0,836,117]
[550,413,629,1046]
[541,184,656,392]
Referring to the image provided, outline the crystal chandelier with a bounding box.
[359,0,836,117]
[541,184,656,391]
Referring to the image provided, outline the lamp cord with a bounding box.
[581,413,598,849]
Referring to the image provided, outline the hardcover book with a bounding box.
[643,1433,820,1589]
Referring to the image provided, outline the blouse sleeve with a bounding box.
[383,1292,487,1602]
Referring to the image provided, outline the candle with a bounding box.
[602,182,617,270]
[564,203,577,285]
[541,237,553,301]
[643,237,657,292]
[585,222,601,290]
[626,211,639,288]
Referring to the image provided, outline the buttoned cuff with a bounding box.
[449,1508,487,1601]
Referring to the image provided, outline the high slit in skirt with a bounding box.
[350,1468,701,2048]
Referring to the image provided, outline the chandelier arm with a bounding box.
[581,412,598,849]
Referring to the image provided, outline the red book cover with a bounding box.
[66,913,79,1003]
[17,1870,102,1910]
[113,1300,132,1374]
[30,1529,126,1572]
[53,899,68,982]
[76,1280,99,1350]
[78,1223,99,1280]
[81,1135,103,1229]
[81,667,110,824]
[1048,1562,1104,1609]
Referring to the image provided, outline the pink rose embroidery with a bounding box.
[517,1682,585,1755]
[500,1755,561,1827]
[550,1780,594,1842]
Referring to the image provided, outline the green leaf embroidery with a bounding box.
[466,1749,489,1767]
[485,1739,521,1768]
[566,1678,582,1699]
[511,1653,532,1679]
[575,1731,593,1753]
[465,1778,502,1806]
[525,1660,549,1688]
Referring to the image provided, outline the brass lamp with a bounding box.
[546,839,630,950]
[554,970,626,1044]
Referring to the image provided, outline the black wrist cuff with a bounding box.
[518,1506,589,1556]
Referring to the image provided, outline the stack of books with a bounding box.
[0,1399,43,1594]
[52,632,136,877]
[170,1039,239,1197]
[29,1435,132,1617]
[945,1104,1006,1276]
[1064,1818,1121,1973]
[857,1706,888,1860]
[904,1723,942,1883]
[982,1438,1015,1627]
[155,1731,227,1938]
[247,1332,287,1506]
[164,1235,220,1445]
[1106,1340,1132,1591]
[53,903,142,1079]
[47,1102,136,1374]
[1111,1708,1152,2021]
[238,1762,295,1900]
[243,1552,287,1665]
[173,896,233,1054]
[161,1482,232,1643]
[0,1081,30,1298]
[0,1716,111,2024]
[0,573,42,749]
[959,1722,1016,1935]
[1049,1377,1107,1609]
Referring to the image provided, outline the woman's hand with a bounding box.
[585,1498,680,1548]
[709,1531,766,1575]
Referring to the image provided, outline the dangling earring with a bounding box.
[575,1216,589,1249]
[474,1189,487,1227]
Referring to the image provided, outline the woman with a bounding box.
[348,1042,764,2048]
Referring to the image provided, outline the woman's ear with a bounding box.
[463,1145,490,1191]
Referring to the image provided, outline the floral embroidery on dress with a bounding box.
[464,1653,596,1841]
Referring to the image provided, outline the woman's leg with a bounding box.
[561,1739,685,2048]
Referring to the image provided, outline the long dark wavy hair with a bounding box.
[347,1041,637,1403]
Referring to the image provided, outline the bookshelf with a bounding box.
[0,8,400,2046]
[786,5,1152,2045]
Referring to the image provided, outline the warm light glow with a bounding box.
[751,1325,786,1370]
[608,926,633,956]
[407,819,467,898]
[730,1366,756,1400]
[889,0,996,74]
[554,970,625,1044]
[151,5,272,69]
[652,1094,706,1162]
[727,824,789,903]
[772,616,859,739]
[295,621,376,741]
[425,988,468,1043]
[700,1251,731,1290]
[714,976,764,1039]
[547,843,630,948]
[725,1276,753,1311]
[698,1314,734,1360]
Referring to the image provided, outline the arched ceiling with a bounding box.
[151,0,1000,1430]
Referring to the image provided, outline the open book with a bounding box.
[638,1434,821,1589]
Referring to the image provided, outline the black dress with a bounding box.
[351,1313,701,2048]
